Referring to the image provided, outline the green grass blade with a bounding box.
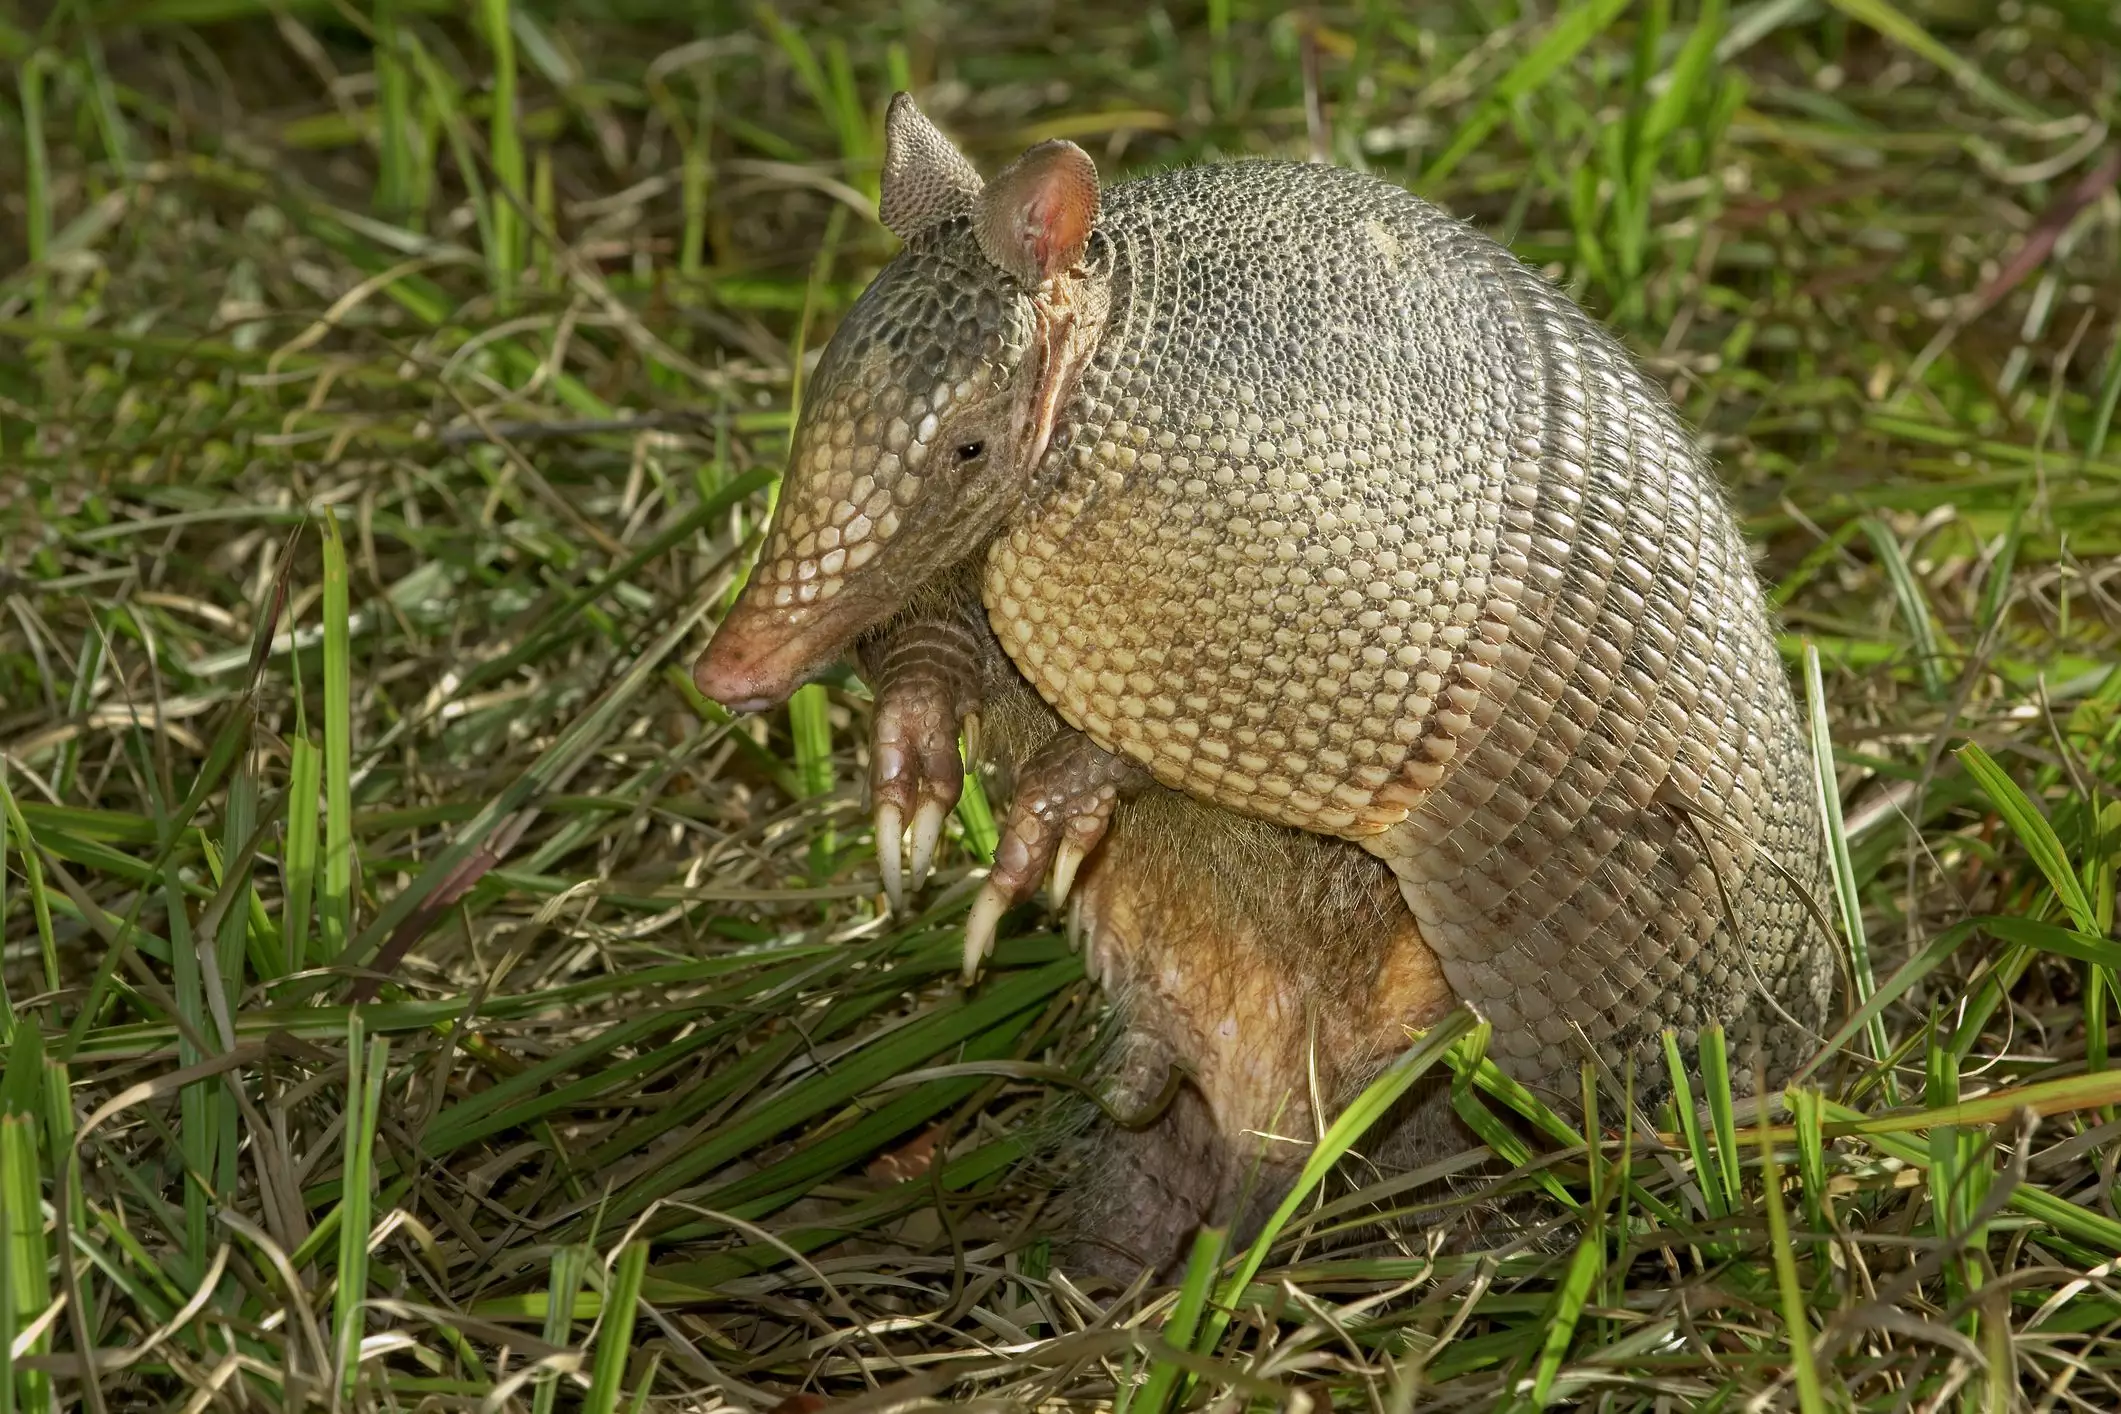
[1787,1084,1828,1241]
[163,851,215,1278]
[789,682,835,874]
[1957,740,2100,932]
[52,625,104,802]
[955,752,999,865]
[1975,494,2029,639]
[41,1057,86,1339]
[1823,0,2044,121]
[1207,0,1235,118]
[1444,1042,1580,1209]
[0,1153,12,1414]
[0,769,12,1037]
[0,772,58,1023]
[0,1026,51,1414]
[74,26,131,175]
[1759,1098,1828,1414]
[373,0,414,220]
[1805,642,1891,1087]
[1922,1009,1988,1317]
[1662,1027,1722,1221]
[2088,318,2121,461]
[754,6,871,183]
[320,513,356,963]
[1641,0,1723,154]
[532,145,558,291]
[0,1113,50,1414]
[1136,1224,1225,1414]
[1198,1007,1476,1358]
[585,1240,650,1414]
[284,734,322,974]
[1973,914,2121,969]
[1858,516,1951,699]
[1423,0,1633,185]
[1529,1226,1604,1405]
[407,30,495,265]
[1698,1024,1744,1217]
[18,49,50,323]
[478,0,523,304]
[534,1244,589,1414]
[333,1026,390,1403]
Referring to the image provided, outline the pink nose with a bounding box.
[690,596,834,712]
[691,644,787,713]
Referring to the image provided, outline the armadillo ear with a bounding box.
[880,93,984,241]
[974,139,1100,287]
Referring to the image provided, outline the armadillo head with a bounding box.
[693,94,1111,711]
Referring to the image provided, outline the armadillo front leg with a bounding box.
[857,612,985,912]
[962,732,1147,982]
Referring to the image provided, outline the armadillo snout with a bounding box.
[692,589,869,713]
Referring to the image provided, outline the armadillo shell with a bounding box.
[982,159,1832,1091]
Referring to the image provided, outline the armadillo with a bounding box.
[693,95,1835,1230]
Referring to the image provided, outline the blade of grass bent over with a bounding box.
[1196,1007,1476,1360]
[1805,642,1891,1089]
[1956,740,2100,932]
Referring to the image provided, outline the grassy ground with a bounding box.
[2,0,2120,1408]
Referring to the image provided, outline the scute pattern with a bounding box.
[984,160,1829,1089]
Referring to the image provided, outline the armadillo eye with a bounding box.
[955,441,985,463]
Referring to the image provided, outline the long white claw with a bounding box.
[876,803,904,913]
[1065,892,1083,952]
[909,799,947,893]
[961,711,982,767]
[962,885,1008,984]
[1049,839,1085,909]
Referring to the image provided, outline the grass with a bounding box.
[1,0,2119,1407]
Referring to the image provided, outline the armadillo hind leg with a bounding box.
[1059,789,1458,1279]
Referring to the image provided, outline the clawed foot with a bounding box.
[963,733,1143,983]
[858,610,1148,983]
[868,680,977,915]
[860,619,983,914]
